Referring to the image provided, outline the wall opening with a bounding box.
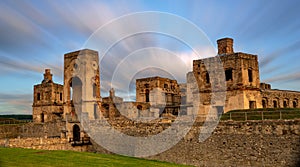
[60,93,62,101]
[103,104,109,110]
[273,100,278,108]
[145,89,150,102]
[225,69,233,81]
[37,93,41,101]
[40,113,44,123]
[69,77,82,104]
[248,69,253,82]
[205,72,210,84]
[293,100,298,108]
[73,124,80,142]
[249,101,256,109]
[94,103,99,119]
[262,99,267,108]
[283,99,289,108]
[93,83,97,97]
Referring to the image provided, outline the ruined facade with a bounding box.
[192,38,300,113]
[32,69,63,123]
[136,76,181,116]
[261,83,300,109]
[101,88,123,118]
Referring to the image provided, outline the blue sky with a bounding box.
[0,0,300,114]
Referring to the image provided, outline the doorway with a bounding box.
[73,124,80,142]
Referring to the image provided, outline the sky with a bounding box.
[0,0,300,115]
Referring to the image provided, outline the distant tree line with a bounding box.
[0,115,32,120]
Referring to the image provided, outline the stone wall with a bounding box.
[1,119,299,166]
[0,122,64,139]
[261,89,300,108]
[148,120,300,167]
[0,137,91,152]
[92,118,300,167]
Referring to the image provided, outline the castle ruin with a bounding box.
[32,37,300,143]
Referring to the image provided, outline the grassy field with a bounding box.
[0,148,188,167]
[221,108,300,121]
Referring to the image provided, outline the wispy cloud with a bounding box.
[264,71,300,83]
[260,40,300,68]
[0,0,300,114]
[0,93,32,115]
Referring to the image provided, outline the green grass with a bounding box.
[0,148,188,167]
[221,108,300,121]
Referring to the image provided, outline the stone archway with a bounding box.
[69,77,82,104]
[262,98,268,108]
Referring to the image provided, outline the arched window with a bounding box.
[283,99,289,108]
[293,99,298,108]
[262,98,268,108]
[69,77,82,104]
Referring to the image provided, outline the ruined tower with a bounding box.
[217,37,234,55]
[193,38,262,113]
[32,69,63,123]
[63,49,101,141]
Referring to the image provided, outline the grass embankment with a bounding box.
[0,148,188,167]
[221,108,300,121]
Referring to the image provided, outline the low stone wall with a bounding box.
[0,122,64,139]
[0,137,92,152]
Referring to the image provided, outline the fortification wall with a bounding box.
[0,120,299,166]
[94,119,300,167]
[148,120,300,167]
